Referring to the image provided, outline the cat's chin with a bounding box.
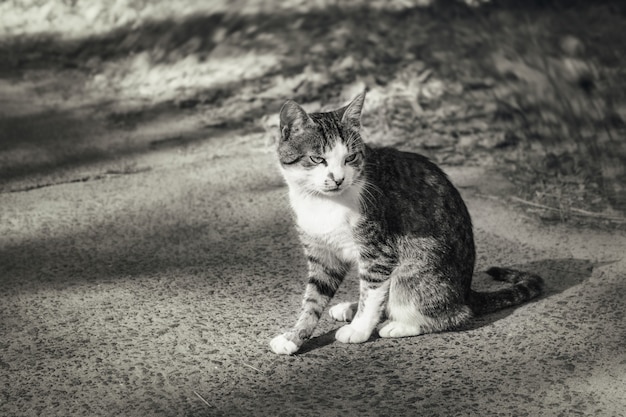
[319,187,346,197]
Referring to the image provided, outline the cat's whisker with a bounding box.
[361,184,378,208]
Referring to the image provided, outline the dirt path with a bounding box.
[1,100,625,416]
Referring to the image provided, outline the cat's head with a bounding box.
[277,93,366,197]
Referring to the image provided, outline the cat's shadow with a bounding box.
[297,257,606,355]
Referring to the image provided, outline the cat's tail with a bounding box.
[469,267,544,315]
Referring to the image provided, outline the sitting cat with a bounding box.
[270,92,543,355]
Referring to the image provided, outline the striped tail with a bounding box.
[469,267,544,315]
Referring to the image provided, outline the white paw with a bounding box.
[329,302,357,322]
[335,324,371,344]
[270,334,299,355]
[378,321,422,338]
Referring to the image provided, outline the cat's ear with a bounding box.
[279,100,313,140]
[341,92,366,131]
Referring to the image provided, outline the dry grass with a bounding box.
[1,0,624,220]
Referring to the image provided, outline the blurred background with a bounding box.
[1,0,625,224]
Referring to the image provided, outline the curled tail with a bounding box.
[469,267,544,315]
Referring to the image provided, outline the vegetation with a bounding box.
[1,0,624,224]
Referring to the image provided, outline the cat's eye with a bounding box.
[345,153,358,163]
[309,156,325,164]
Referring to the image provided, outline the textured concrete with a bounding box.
[1,119,625,416]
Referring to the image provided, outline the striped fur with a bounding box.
[270,93,544,355]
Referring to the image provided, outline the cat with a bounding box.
[270,92,543,355]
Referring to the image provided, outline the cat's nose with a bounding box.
[334,177,344,186]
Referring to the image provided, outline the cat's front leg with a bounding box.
[270,329,306,355]
[271,246,350,355]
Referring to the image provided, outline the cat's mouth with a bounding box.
[321,186,344,195]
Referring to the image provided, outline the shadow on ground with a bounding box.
[0,101,257,192]
[0,190,293,293]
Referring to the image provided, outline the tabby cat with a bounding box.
[270,92,543,355]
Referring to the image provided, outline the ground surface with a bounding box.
[1,1,626,416]
[2,97,626,416]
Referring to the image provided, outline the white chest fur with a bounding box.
[289,188,362,263]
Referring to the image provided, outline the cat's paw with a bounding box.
[335,324,371,344]
[329,302,357,322]
[378,321,422,338]
[270,334,299,355]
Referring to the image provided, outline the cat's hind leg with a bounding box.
[329,302,358,322]
[379,301,426,338]
[379,322,423,338]
[336,280,390,344]
[379,265,430,338]
[381,298,472,338]
[380,267,472,338]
